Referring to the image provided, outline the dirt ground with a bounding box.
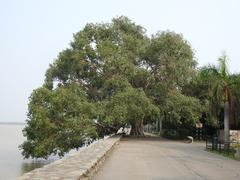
[93,137,240,180]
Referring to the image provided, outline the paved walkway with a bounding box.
[93,137,240,180]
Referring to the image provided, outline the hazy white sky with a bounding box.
[0,0,240,122]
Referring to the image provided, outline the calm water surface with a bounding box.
[0,124,57,180]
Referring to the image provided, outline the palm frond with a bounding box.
[218,52,229,80]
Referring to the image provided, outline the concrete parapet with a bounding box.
[18,135,121,180]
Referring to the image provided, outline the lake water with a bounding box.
[0,124,57,180]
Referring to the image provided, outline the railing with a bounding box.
[206,136,239,154]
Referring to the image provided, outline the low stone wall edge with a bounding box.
[18,135,121,180]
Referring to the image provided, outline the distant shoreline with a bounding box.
[0,122,26,125]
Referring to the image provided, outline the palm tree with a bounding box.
[218,53,230,148]
[198,53,232,148]
[210,53,232,148]
[184,52,240,148]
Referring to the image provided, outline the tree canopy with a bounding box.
[183,53,240,138]
[21,16,233,159]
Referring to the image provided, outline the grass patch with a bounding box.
[206,149,238,160]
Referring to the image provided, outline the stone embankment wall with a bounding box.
[18,136,121,180]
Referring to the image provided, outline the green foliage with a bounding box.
[229,74,240,100]
[218,52,229,80]
[20,84,97,158]
[165,91,203,126]
[143,31,196,89]
[21,16,207,158]
[103,87,159,127]
[183,52,240,129]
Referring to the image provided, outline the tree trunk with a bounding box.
[159,117,163,133]
[224,101,230,150]
[130,120,144,136]
[224,87,230,150]
[156,117,163,133]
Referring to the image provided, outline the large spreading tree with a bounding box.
[21,16,203,159]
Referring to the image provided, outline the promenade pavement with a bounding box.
[93,137,240,180]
